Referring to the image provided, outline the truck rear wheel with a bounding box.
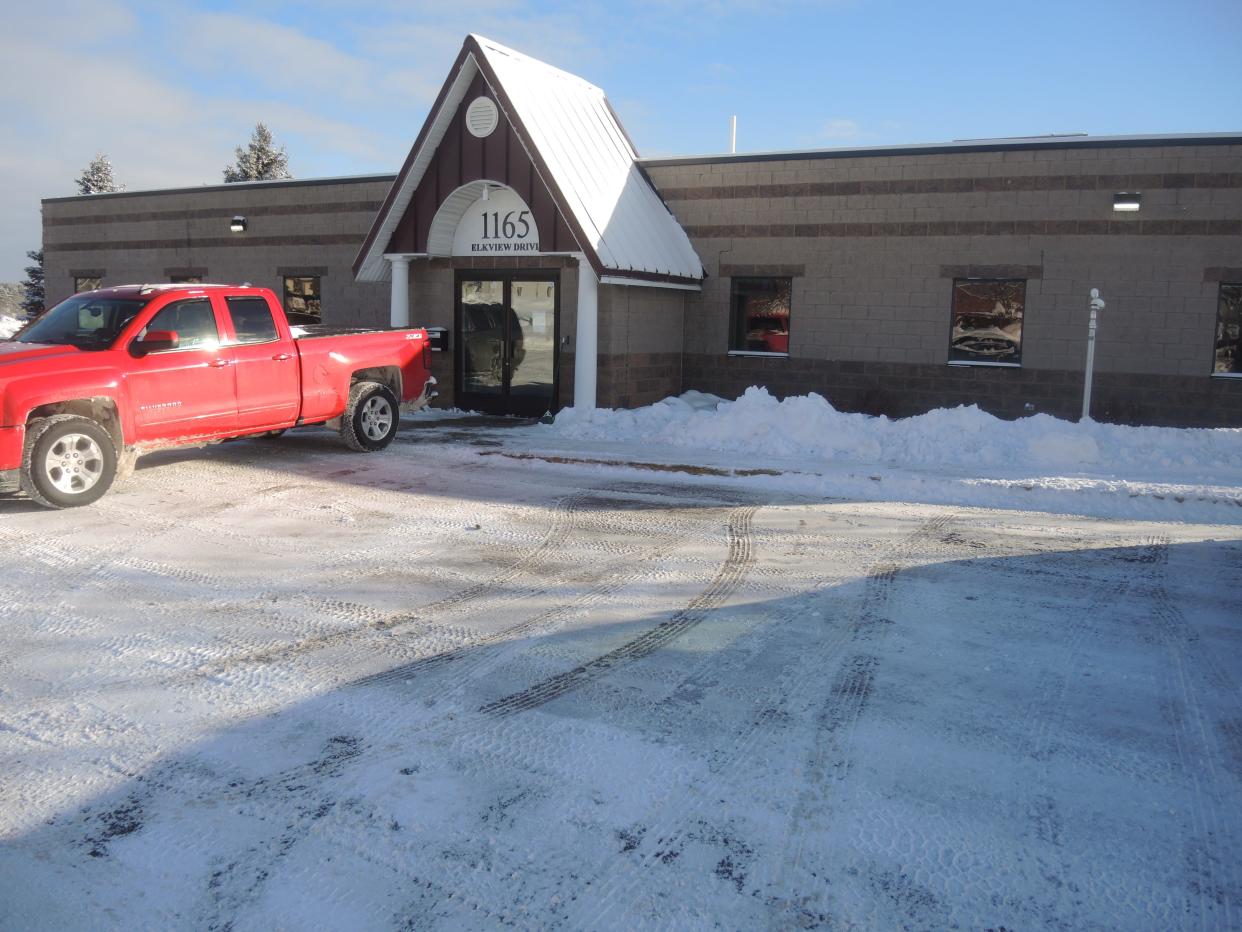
[340,381,399,452]
[21,415,118,508]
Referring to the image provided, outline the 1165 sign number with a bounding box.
[480,210,532,240]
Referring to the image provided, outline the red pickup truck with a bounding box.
[0,284,435,508]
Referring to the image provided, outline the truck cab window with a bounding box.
[225,296,279,344]
[17,295,146,348]
[141,299,219,350]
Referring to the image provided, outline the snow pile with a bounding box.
[548,386,1242,486]
[0,315,24,339]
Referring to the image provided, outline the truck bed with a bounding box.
[291,325,400,340]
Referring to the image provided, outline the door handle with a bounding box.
[272,353,293,361]
[208,358,232,368]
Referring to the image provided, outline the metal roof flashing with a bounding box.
[42,173,397,205]
[638,132,1242,167]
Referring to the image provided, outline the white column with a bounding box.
[574,256,598,410]
[387,255,411,328]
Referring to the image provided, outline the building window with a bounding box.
[283,275,321,322]
[949,279,1025,366]
[170,275,203,284]
[74,277,101,293]
[729,277,791,355]
[1215,283,1242,376]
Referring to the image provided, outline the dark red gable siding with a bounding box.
[385,72,579,255]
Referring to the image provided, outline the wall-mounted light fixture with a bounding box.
[1112,192,1141,212]
[230,216,247,232]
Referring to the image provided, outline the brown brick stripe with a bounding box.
[719,263,806,277]
[1204,267,1242,282]
[684,219,1241,239]
[44,200,384,226]
[660,172,1242,202]
[45,234,365,253]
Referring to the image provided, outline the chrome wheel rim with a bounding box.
[44,433,105,494]
[360,396,393,441]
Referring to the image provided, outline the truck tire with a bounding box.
[340,381,399,452]
[20,414,118,509]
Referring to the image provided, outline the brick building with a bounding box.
[41,35,1242,426]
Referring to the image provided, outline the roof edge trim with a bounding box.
[44,173,397,205]
[639,132,1242,168]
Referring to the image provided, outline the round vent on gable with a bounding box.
[465,97,499,138]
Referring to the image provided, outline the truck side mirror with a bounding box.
[132,329,180,355]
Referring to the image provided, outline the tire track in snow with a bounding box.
[339,492,754,721]
[987,532,1183,926]
[349,504,728,693]
[50,488,715,717]
[568,512,956,930]
[1136,536,1241,931]
[149,486,732,695]
[734,522,950,928]
[176,488,594,682]
[478,506,759,717]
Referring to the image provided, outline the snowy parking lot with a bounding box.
[1,409,1241,930]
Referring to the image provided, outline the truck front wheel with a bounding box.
[21,415,118,508]
[340,381,399,452]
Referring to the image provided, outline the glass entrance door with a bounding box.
[457,274,558,417]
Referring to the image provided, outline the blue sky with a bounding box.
[2,0,1239,280]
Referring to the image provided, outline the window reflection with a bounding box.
[730,278,791,354]
[1215,283,1242,375]
[283,275,321,322]
[950,279,1025,365]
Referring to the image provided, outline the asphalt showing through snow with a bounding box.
[1,418,1240,930]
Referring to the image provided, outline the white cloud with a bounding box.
[187,12,376,104]
[0,7,401,279]
[0,1,605,279]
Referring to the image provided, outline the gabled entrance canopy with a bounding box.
[353,34,704,287]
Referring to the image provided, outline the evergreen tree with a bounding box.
[76,153,124,195]
[20,250,44,318]
[223,123,292,183]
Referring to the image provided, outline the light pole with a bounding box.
[1081,288,1105,422]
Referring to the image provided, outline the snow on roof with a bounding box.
[355,35,704,286]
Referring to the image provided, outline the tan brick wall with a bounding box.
[37,140,1242,425]
[41,177,395,326]
[645,141,1242,423]
[595,283,685,408]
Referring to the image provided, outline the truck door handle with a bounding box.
[208,358,232,368]
[272,353,293,361]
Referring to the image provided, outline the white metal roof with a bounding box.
[355,35,704,285]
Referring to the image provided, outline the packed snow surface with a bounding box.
[0,314,23,339]
[0,421,1239,930]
